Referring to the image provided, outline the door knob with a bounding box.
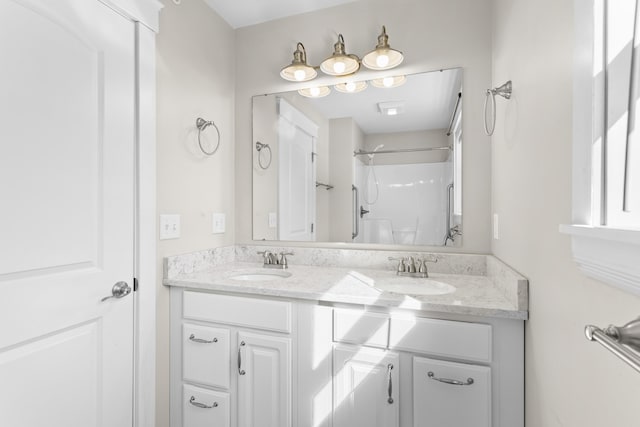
[101,281,132,302]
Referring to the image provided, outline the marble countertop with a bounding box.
[164,252,528,320]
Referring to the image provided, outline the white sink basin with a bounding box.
[229,271,292,281]
[373,279,455,296]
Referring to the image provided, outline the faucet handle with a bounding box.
[388,257,407,273]
[278,252,293,268]
[257,250,273,264]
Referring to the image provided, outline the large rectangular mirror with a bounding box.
[252,68,463,246]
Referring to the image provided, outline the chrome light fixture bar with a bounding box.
[362,26,404,70]
[280,42,317,82]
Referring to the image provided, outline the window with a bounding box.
[561,0,640,295]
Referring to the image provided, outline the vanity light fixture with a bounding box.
[280,42,318,82]
[362,26,404,70]
[370,75,407,89]
[298,86,331,98]
[334,80,368,94]
[320,34,360,76]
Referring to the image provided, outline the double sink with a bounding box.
[228,269,455,296]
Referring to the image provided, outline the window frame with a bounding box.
[561,0,640,295]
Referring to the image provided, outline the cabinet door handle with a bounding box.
[427,371,474,386]
[189,334,218,344]
[238,341,246,375]
[387,363,394,404]
[189,396,218,409]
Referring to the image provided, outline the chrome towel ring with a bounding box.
[256,141,272,170]
[196,117,220,156]
[483,80,512,136]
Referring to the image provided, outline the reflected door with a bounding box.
[0,0,135,425]
[278,99,317,241]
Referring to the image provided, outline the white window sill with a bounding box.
[560,225,640,295]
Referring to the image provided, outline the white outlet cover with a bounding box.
[212,213,226,234]
[160,214,180,240]
[493,213,499,240]
[268,212,277,228]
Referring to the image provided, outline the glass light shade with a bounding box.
[298,86,331,98]
[334,80,368,94]
[280,42,318,82]
[320,34,360,76]
[370,75,407,88]
[362,26,404,71]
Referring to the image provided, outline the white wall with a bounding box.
[491,1,640,426]
[234,0,493,253]
[155,1,235,425]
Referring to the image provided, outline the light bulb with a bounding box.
[383,77,394,87]
[376,54,390,68]
[294,69,306,81]
[345,82,356,92]
[310,87,320,97]
[387,108,398,116]
[333,61,346,74]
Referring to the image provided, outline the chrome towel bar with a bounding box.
[585,317,640,373]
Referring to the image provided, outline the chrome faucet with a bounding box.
[388,256,437,278]
[257,250,294,269]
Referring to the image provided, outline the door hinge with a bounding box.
[133,277,138,292]
[311,223,314,233]
[311,152,317,162]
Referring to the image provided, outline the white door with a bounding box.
[333,345,399,427]
[278,99,317,241]
[0,1,136,426]
[237,331,292,427]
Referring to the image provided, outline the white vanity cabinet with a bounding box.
[331,307,523,427]
[171,289,294,427]
[333,345,400,427]
[171,288,523,427]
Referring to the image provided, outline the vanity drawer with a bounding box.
[389,316,492,362]
[183,384,230,427]
[183,324,230,389]
[333,309,389,349]
[413,356,491,427]
[183,291,292,333]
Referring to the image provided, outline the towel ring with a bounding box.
[483,80,512,136]
[256,141,272,170]
[196,117,220,156]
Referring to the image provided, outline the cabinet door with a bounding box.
[333,345,399,427]
[413,357,491,427]
[237,331,291,427]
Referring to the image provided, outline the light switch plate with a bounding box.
[268,212,277,228]
[212,213,226,234]
[160,214,180,240]
[493,213,500,240]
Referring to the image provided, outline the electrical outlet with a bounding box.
[493,213,500,240]
[160,214,180,239]
[212,213,226,234]
[268,212,277,228]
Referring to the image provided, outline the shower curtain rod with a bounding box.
[353,146,450,156]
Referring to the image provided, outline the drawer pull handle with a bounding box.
[189,396,218,409]
[238,341,246,375]
[427,371,474,386]
[189,334,218,344]
[387,363,394,404]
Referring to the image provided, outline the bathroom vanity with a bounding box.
[165,246,527,427]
